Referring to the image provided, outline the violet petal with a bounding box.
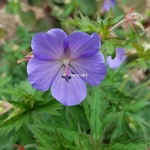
[103,0,116,11]
[31,28,67,60]
[107,48,126,69]
[66,32,100,59]
[27,57,62,91]
[51,67,87,106]
[70,52,107,86]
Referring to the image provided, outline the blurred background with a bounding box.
[0,0,149,84]
[0,0,150,150]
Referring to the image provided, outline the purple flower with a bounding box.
[27,28,106,106]
[103,0,116,11]
[106,48,126,69]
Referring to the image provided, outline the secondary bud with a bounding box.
[17,52,34,64]
[125,6,144,30]
[0,100,12,115]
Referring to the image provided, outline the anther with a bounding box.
[71,70,75,74]
[62,75,71,83]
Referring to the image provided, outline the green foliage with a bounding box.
[28,86,106,150]
[0,81,63,142]
[0,0,150,150]
[6,0,21,14]
[127,42,150,69]
[77,0,97,16]
[28,0,43,6]
[103,142,147,150]
[83,86,108,141]
[68,12,132,58]
[19,10,36,26]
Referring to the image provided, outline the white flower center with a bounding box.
[61,59,73,83]
[62,59,70,66]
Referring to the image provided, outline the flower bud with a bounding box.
[0,100,12,115]
[17,52,34,64]
[125,6,144,30]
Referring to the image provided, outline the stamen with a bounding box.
[62,60,71,83]
[62,75,71,83]
[61,59,76,82]
[71,70,75,74]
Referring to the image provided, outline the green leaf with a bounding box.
[35,100,63,115]
[112,15,124,24]
[0,134,13,150]
[36,18,51,32]
[83,86,108,141]
[62,4,74,18]
[29,121,78,150]
[0,77,11,87]
[75,133,100,150]
[0,112,29,134]
[8,100,27,110]
[110,113,131,141]
[101,86,135,104]
[67,12,98,32]
[1,80,36,99]
[111,142,147,150]
[103,41,116,57]
[6,0,21,14]
[123,100,150,113]
[19,10,36,26]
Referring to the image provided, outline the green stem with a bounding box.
[143,92,150,101]
[110,19,125,32]
[128,80,150,95]
[111,67,122,78]
[120,67,137,91]
[25,144,37,149]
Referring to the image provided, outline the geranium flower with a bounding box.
[106,48,126,69]
[27,28,106,106]
[103,0,116,11]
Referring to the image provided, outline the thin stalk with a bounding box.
[128,80,150,95]
[143,92,150,101]
[110,19,125,32]
[120,66,137,91]
[25,144,37,149]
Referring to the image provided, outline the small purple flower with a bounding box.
[103,0,116,11]
[106,48,126,69]
[27,28,106,106]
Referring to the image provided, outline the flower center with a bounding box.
[63,59,70,66]
[61,59,74,83]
